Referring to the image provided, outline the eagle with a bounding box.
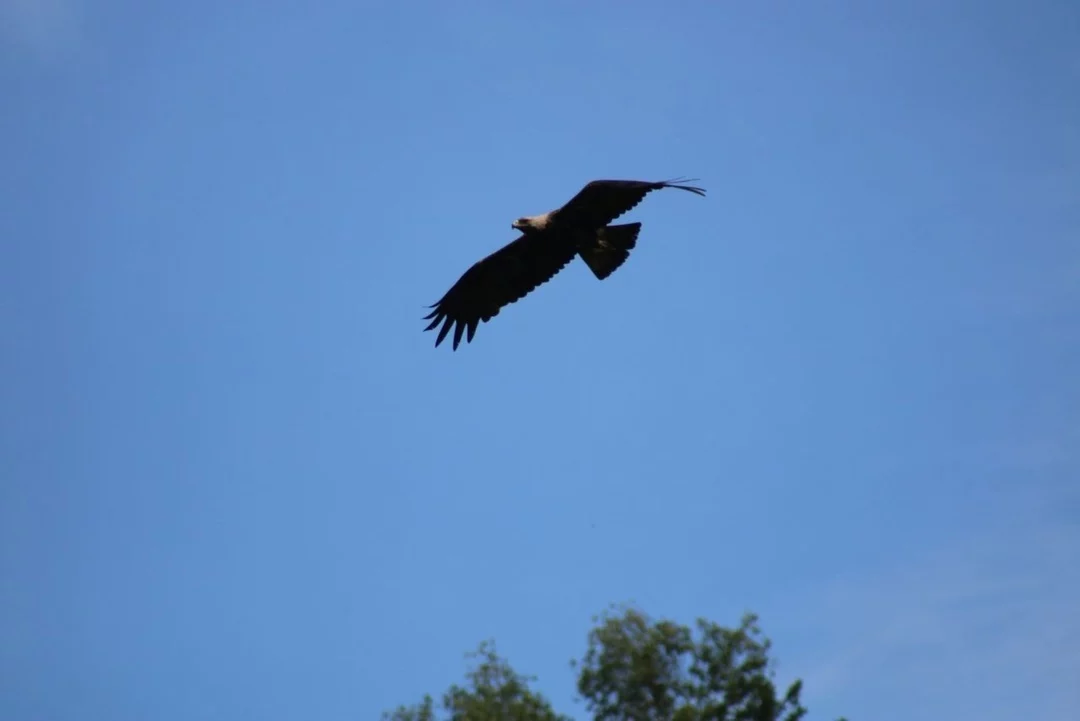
[423,177,706,350]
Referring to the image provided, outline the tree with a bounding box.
[381,641,571,721]
[383,605,845,721]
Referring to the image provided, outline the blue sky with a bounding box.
[2,1,1077,720]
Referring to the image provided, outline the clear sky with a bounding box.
[2,2,1078,720]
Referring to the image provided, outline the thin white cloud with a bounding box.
[0,0,82,63]
[789,508,1080,721]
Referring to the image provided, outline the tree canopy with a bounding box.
[382,605,845,721]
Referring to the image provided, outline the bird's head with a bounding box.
[512,214,548,233]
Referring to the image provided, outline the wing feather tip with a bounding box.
[657,176,706,196]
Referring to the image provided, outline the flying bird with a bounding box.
[423,177,706,350]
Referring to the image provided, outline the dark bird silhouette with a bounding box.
[423,178,706,350]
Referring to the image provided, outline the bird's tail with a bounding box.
[579,223,641,280]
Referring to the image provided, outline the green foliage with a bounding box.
[383,606,845,721]
[574,605,818,721]
[381,641,571,721]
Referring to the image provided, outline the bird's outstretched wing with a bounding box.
[423,232,577,350]
[554,178,706,230]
